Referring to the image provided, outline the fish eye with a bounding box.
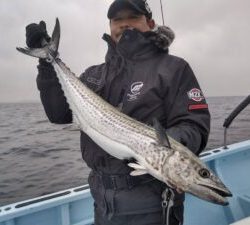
[199,168,210,178]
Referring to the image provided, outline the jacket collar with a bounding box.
[102,29,160,62]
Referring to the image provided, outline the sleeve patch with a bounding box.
[188,104,208,111]
[187,88,204,102]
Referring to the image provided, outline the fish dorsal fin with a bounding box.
[152,118,171,149]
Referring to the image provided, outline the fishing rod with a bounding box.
[159,0,165,25]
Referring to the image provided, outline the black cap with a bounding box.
[108,0,152,19]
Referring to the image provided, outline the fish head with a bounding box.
[186,159,232,205]
[162,149,232,205]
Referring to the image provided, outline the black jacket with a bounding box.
[36,29,210,217]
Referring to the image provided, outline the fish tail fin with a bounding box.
[16,47,49,59]
[16,18,60,60]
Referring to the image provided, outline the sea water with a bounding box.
[0,96,249,206]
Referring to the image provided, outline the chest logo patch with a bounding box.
[127,81,144,101]
[187,88,204,102]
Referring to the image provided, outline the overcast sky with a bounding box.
[0,0,249,103]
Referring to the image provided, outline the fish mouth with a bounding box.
[200,184,233,198]
[189,182,232,206]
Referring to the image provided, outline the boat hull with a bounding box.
[1,140,250,225]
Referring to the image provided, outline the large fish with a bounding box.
[17,18,232,205]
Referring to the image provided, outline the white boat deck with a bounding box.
[231,216,250,225]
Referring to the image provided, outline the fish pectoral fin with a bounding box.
[72,114,88,131]
[152,118,171,149]
[62,124,80,131]
[73,114,81,126]
[130,169,148,176]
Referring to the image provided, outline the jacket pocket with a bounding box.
[113,180,163,215]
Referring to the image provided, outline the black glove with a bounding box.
[26,21,50,48]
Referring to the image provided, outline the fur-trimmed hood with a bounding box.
[147,24,175,51]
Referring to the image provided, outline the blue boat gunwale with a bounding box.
[0,185,92,222]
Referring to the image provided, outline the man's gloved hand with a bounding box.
[26,21,50,48]
[26,21,56,78]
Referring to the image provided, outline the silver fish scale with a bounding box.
[52,59,164,155]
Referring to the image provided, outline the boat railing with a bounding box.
[223,95,250,149]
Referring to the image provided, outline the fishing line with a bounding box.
[159,0,165,25]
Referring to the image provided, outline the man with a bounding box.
[25,0,210,224]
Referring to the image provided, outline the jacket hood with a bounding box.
[147,25,175,51]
